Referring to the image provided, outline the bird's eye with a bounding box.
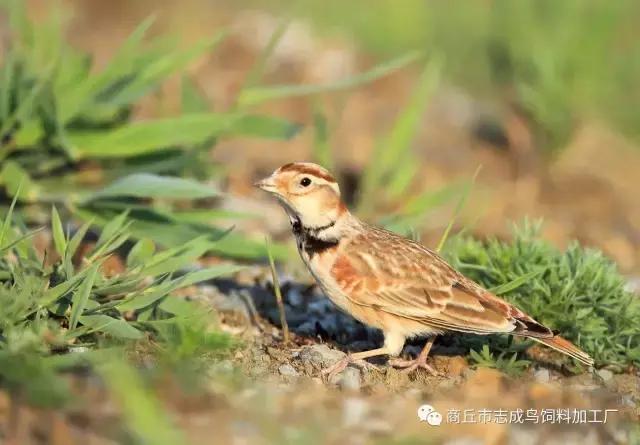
[299,177,311,187]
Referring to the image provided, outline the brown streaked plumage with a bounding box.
[255,162,594,376]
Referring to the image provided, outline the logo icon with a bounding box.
[417,404,443,426]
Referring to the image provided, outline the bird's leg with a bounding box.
[321,347,388,381]
[389,337,439,375]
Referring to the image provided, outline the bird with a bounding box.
[255,162,594,377]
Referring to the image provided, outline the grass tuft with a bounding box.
[444,220,640,370]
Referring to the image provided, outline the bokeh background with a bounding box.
[37,0,640,272]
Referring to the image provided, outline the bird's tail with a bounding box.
[531,335,594,367]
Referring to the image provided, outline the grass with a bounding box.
[0,185,241,401]
[0,1,300,259]
[443,220,640,370]
[469,344,531,377]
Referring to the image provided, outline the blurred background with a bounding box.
[0,0,639,444]
[39,0,640,272]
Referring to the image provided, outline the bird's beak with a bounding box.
[254,176,278,193]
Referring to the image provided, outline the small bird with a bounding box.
[255,162,593,376]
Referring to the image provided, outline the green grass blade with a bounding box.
[80,315,143,339]
[51,206,67,258]
[436,165,482,253]
[359,56,442,213]
[0,227,44,254]
[95,211,129,251]
[69,264,99,330]
[87,173,219,201]
[68,113,239,159]
[0,161,40,201]
[266,237,289,343]
[239,19,289,91]
[238,51,421,107]
[489,268,546,295]
[0,179,21,248]
[0,48,14,122]
[311,103,333,171]
[66,219,93,259]
[127,238,156,268]
[181,74,210,113]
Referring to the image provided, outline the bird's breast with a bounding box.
[296,235,353,313]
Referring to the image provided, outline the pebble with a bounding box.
[278,364,299,378]
[299,344,346,367]
[620,395,636,408]
[534,368,550,383]
[336,367,361,391]
[596,369,614,382]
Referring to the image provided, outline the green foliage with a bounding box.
[0,203,238,407]
[0,2,302,259]
[444,220,640,369]
[469,344,531,377]
[357,57,442,218]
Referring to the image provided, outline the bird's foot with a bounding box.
[321,355,379,381]
[388,356,440,376]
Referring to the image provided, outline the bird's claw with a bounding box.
[388,357,441,376]
[321,355,379,382]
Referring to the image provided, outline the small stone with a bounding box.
[336,367,361,391]
[533,368,550,383]
[620,395,635,408]
[278,364,299,378]
[596,369,614,382]
[299,344,346,368]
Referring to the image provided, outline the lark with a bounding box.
[256,162,593,377]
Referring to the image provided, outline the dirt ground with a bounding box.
[1,272,638,444]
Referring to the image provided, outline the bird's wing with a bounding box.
[332,227,552,337]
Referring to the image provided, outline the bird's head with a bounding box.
[255,162,348,229]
